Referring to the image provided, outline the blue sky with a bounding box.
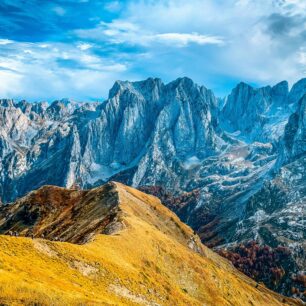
[0,0,305,101]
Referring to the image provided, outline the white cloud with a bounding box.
[77,42,93,51]
[0,39,14,45]
[76,20,224,47]
[154,33,224,46]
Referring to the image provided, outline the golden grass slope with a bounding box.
[0,182,301,305]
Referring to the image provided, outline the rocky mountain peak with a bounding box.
[45,99,82,120]
[272,80,289,96]
[170,76,195,88]
[166,77,201,96]
[222,82,253,115]
[270,81,289,110]
[0,99,15,108]
[289,78,306,105]
[108,77,163,100]
[220,79,301,142]
[108,80,126,98]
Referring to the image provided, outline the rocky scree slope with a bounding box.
[0,182,121,244]
[0,182,301,306]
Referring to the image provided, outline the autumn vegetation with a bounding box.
[218,241,305,301]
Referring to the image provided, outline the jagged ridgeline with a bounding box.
[0,182,301,305]
[0,77,305,299]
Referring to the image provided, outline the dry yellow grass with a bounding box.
[0,182,301,305]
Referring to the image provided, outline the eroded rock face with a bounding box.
[280,94,306,164]
[289,78,306,106]
[220,80,295,143]
[0,182,121,244]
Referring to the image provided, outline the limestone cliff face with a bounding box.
[221,80,294,142]
[281,94,306,163]
[0,77,221,202]
[288,78,306,106]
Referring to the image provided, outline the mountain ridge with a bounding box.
[0,182,302,305]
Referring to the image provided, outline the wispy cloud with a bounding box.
[0,40,129,100]
[154,33,224,46]
[76,20,224,47]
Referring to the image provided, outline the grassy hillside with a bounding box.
[0,183,301,305]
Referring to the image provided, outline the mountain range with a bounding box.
[0,76,305,299]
